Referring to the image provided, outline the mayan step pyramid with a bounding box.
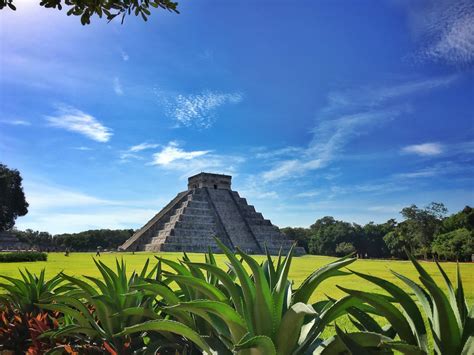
[120,172,305,255]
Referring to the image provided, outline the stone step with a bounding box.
[245,217,272,226]
[188,193,207,202]
[171,228,219,238]
[241,205,257,214]
[163,221,177,230]
[150,235,168,244]
[177,214,215,224]
[181,200,209,209]
[165,235,216,245]
[174,206,213,216]
[157,228,173,238]
[169,212,214,224]
[250,225,281,234]
[173,221,216,230]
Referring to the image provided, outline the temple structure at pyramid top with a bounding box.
[120,172,305,255]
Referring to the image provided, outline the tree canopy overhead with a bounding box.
[0,0,179,25]
[0,164,28,231]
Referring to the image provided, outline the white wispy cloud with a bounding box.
[0,119,31,126]
[119,142,160,162]
[261,76,457,182]
[295,190,321,198]
[150,141,243,177]
[129,142,160,152]
[322,76,456,114]
[73,146,93,151]
[394,160,474,180]
[402,142,444,156]
[45,105,113,142]
[119,152,144,162]
[113,77,123,95]
[403,0,474,65]
[263,108,405,182]
[152,141,210,166]
[157,90,243,128]
[254,146,303,160]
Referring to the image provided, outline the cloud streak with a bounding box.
[404,0,474,65]
[155,89,243,128]
[261,76,457,182]
[151,141,210,166]
[150,141,243,177]
[46,105,113,142]
[0,119,31,126]
[402,142,444,156]
[129,142,160,152]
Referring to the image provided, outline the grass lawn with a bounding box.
[1,251,473,304]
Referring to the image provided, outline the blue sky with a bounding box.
[1,0,473,234]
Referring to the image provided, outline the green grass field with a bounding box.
[1,252,473,304]
[1,252,472,350]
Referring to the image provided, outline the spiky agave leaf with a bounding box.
[117,319,212,354]
[348,268,428,352]
[407,253,463,354]
[292,255,356,304]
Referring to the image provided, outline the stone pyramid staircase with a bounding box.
[120,173,305,255]
[143,188,232,252]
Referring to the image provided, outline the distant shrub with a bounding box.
[0,251,47,263]
[335,242,355,256]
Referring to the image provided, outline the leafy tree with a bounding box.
[0,0,178,25]
[0,164,28,232]
[399,202,447,259]
[280,227,311,252]
[308,217,357,255]
[439,205,474,234]
[335,242,355,256]
[11,229,54,249]
[358,220,395,258]
[432,228,474,261]
[383,219,424,258]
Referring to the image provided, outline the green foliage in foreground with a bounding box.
[123,239,359,354]
[0,268,70,314]
[331,253,474,355]
[0,242,473,354]
[0,251,47,262]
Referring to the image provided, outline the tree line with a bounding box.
[282,203,474,261]
[11,229,134,252]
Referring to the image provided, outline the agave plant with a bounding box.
[330,253,473,355]
[0,268,70,314]
[38,258,199,354]
[120,238,359,354]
